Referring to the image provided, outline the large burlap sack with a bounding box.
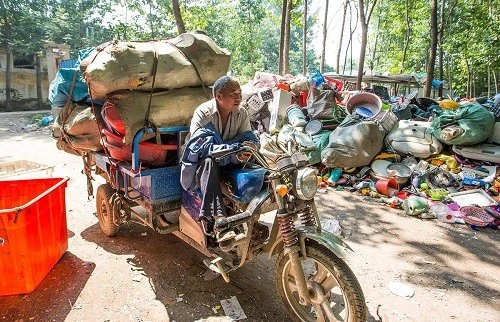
[81,32,230,99]
[109,87,210,144]
[52,103,104,155]
[321,117,385,168]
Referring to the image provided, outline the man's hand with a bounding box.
[236,141,257,163]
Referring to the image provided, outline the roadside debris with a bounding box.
[220,296,247,320]
[387,281,415,298]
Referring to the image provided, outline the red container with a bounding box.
[102,99,126,136]
[102,128,176,167]
[324,76,344,91]
[375,178,399,197]
[298,91,308,107]
[0,177,69,295]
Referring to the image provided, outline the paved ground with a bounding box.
[0,112,499,322]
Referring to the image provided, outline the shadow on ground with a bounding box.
[0,252,95,322]
[316,190,500,316]
[81,223,289,321]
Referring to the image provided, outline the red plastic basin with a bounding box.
[102,128,176,167]
[102,99,126,136]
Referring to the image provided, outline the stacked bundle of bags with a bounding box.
[52,32,231,166]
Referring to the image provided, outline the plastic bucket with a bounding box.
[286,104,307,127]
[375,178,399,197]
[346,92,382,119]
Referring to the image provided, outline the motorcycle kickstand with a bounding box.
[203,257,230,283]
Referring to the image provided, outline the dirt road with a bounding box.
[0,112,499,322]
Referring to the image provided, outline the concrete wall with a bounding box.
[0,44,70,104]
[0,69,50,101]
[44,44,71,84]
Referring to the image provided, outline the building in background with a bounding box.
[0,44,70,108]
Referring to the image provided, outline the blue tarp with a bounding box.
[49,48,103,107]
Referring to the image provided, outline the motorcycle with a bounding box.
[91,126,367,321]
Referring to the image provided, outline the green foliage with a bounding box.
[1,0,339,84]
[368,0,499,97]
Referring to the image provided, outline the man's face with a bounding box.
[216,81,242,114]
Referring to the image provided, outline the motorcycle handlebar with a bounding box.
[209,145,250,159]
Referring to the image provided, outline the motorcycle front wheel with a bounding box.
[275,242,367,322]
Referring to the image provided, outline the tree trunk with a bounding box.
[343,3,356,74]
[171,0,185,35]
[370,10,380,73]
[493,69,498,93]
[438,0,445,97]
[401,0,411,74]
[447,53,453,98]
[320,0,329,73]
[465,60,470,98]
[487,62,490,97]
[1,1,11,110]
[356,0,377,90]
[278,0,287,75]
[357,18,367,90]
[472,68,475,97]
[35,54,43,109]
[424,0,438,97]
[302,0,308,75]
[5,47,11,110]
[283,0,292,75]
[336,0,348,74]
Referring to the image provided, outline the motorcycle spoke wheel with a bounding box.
[275,243,367,322]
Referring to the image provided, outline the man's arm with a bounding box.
[234,108,259,146]
[189,108,207,137]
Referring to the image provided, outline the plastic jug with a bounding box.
[402,196,429,216]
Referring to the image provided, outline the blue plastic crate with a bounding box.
[130,165,182,203]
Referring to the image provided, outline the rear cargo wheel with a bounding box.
[96,184,119,237]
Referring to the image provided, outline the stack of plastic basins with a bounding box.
[0,177,69,295]
[101,100,176,167]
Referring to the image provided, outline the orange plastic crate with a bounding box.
[0,177,69,295]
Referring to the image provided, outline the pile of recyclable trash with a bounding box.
[241,71,500,230]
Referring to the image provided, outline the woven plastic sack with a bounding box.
[49,69,92,107]
[307,88,346,121]
[81,32,230,100]
[432,103,495,146]
[109,87,209,144]
[321,116,385,168]
[52,103,104,155]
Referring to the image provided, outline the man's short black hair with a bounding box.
[213,76,238,96]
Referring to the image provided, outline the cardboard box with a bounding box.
[268,89,292,133]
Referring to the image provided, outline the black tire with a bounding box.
[96,184,119,237]
[275,242,367,322]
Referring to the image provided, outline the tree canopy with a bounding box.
[1,0,498,96]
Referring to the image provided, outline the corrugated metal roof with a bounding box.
[60,58,77,69]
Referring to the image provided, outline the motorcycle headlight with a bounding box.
[295,168,318,200]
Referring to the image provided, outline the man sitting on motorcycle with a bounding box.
[180,75,259,221]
